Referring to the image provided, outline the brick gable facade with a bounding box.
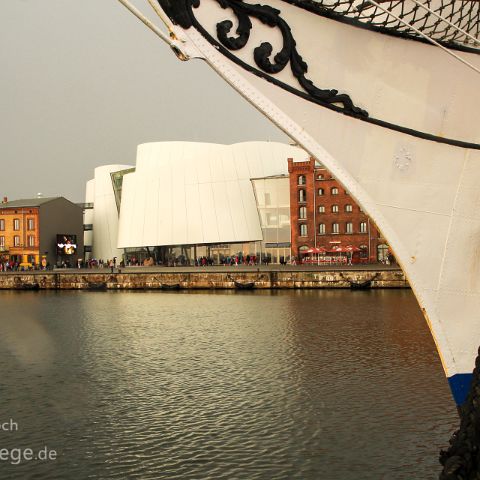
[288,158,384,262]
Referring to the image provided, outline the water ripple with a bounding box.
[0,290,458,479]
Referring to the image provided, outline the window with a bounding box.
[13,219,20,231]
[264,193,271,206]
[0,219,4,231]
[28,235,35,247]
[345,204,353,212]
[377,244,389,263]
[299,245,309,255]
[331,205,339,213]
[299,189,307,202]
[14,235,20,246]
[318,206,325,213]
[298,175,306,185]
[318,223,325,235]
[0,236,4,248]
[300,224,308,236]
[316,174,324,180]
[27,218,35,230]
[360,245,368,259]
[318,188,324,196]
[265,213,277,226]
[345,190,349,195]
[346,222,353,234]
[360,222,367,233]
[299,206,307,219]
[332,223,339,234]
[331,187,339,195]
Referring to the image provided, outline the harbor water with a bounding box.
[0,290,458,479]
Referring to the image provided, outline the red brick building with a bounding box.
[288,158,387,263]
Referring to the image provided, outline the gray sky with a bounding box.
[1,0,287,202]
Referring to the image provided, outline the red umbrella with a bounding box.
[305,247,325,254]
[303,247,327,264]
[329,245,349,253]
[345,245,360,252]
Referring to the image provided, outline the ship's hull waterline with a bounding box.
[143,0,480,406]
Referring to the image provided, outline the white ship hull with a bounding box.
[130,0,480,407]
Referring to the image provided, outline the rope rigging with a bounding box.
[300,0,480,50]
[364,0,480,74]
[408,0,479,45]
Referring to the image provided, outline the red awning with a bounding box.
[305,247,327,254]
[329,245,348,253]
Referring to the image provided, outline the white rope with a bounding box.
[145,0,175,31]
[116,0,172,46]
[367,0,480,75]
[409,0,479,46]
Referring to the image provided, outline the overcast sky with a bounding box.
[1,0,287,202]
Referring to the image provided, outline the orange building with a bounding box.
[0,197,83,267]
[0,198,40,265]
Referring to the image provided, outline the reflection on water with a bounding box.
[0,290,457,479]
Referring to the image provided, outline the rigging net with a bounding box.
[290,0,480,50]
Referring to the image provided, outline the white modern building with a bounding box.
[84,141,308,263]
[84,164,133,261]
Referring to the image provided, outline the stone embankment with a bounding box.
[0,269,409,290]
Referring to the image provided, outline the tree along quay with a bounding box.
[0,268,409,290]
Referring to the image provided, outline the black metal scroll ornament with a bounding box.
[157,0,368,117]
[158,0,197,29]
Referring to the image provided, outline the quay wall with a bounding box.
[0,269,409,290]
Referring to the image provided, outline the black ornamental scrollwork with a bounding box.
[215,0,367,116]
[157,0,368,117]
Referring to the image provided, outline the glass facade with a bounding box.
[110,168,136,213]
[251,176,292,264]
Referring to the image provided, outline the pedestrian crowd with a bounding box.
[194,255,261,266]
[0,260,51,271]
[0,260,25,271]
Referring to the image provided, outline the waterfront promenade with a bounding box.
[18,263,401,274]
[0,264,408,290]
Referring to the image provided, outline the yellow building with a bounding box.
[0,199,41,265]
[0,197,83,267]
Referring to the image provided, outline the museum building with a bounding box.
[84,141,308,264]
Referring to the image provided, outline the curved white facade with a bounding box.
[117,142,308,248]
[87,164,133,260]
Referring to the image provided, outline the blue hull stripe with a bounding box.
[448,374,474,406]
